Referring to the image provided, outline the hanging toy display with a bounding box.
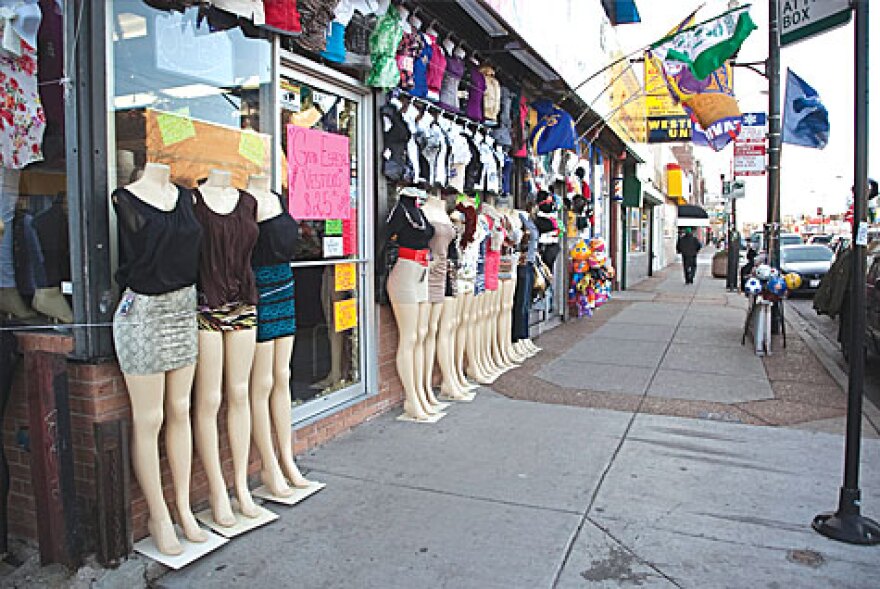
[568,237,615,318]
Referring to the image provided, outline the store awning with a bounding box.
[602,0,642,25]
[677,204,710,227]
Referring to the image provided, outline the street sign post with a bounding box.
[781,0,852,47]
[734,144,767,176]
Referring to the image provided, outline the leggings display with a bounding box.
[512,262,533,341]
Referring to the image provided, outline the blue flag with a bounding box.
[530,100,579,155]
[782,69,829,149]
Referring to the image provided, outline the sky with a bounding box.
[616,0,880,225]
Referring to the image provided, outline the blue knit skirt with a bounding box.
[254,264,296,343]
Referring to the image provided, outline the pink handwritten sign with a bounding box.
[287,125,351,220]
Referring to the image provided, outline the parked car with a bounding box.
[830,234,851,257]
[808,234,832,246]
[749,232,803,252]
[780,244,834,295]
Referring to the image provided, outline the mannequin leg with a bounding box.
[422,302,445,406]
[270,337,313,487]
[466,295,489,382]
[250,341,293,498]
[412,302,438,414]
[391,302,431,420]
[456,293,478,389]
[223,329,259,517]
[164,365,208,543]
[480,294,501,378]
[439,297,468,398]
[499,279,521,364]
[489,289,510,370]
[125,373,183,555]
[315,269,343,388]
[194,331,236,527]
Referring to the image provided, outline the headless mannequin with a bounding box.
[481,202,512,375]
[449,209,479,393]
[387,191,439,420]
[421,195,455,407]
[439,207,475,400]
[498,206,524,364]
[465,201,496,383]
[194,169,259,526]
[118,163,207,555]
[247,175,313,498]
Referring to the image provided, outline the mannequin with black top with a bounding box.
[111,162,207,555]
[193,169,261,526]
[247,174,313,499]
[386,187,438,420]
[421,194,457,406]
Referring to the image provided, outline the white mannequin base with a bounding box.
[397,412,446,423]
[195,501,278,538]
[133,525,227,569]
[431,400,451,411]
[253,482,326,506]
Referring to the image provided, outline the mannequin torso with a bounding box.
[247,175,283,222]
[123,163,178,211]
[198,169,240,215]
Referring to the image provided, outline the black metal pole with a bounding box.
[812,0,880,545]
[766,0,781,269]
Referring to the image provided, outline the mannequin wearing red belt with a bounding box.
[386,187,439,420]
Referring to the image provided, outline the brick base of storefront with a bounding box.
[2,304,403,561]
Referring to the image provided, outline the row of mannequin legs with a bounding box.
[125,331,309,556]
[393,273,540,421]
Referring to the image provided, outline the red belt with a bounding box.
[398,247,430,266]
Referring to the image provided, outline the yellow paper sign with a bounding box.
[334,298,358,333]
[239,131,267,166]
[335,263,357,292]
[156,108,196,146]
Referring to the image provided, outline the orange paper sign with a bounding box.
[334,298,358,333]
[335,263,357,292]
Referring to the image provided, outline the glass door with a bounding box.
[277,60,374,424]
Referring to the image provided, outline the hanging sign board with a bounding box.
[734,143,766,177]
[780,0,852,47]
[335,263,357,292]
[737,112,767,143]
[287,125,351,220]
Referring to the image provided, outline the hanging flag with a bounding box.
[530,100,579,155]
[782,69,829,149]
[650,5,757,81]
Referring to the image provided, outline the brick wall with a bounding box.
[2,302,405,550]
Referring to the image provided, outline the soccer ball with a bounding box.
[744,277,763,295]
[755,264,772,280]
[785,272,803,290]
[768,276,788,296]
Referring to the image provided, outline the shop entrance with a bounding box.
[277,60,374,424]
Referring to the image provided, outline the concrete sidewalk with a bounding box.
[152,260,880,588]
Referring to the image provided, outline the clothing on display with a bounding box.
[462,130,482,193]
[251,192,300,266]
[12,211,45,297]
[395,28,424,91]
[296,0,340,53]
[0,41,46,170]
[193,188,259,309]
[465,63,485,122]
[483,214,502,291]
[32,201,69,287]
[445,225,459,298]
[212,0,266,24]
[478,140,500,194]
[410,32,432,98]
[253,263,296,342]
[380,101,413,183]
[439,51,463,112]
[112,186,203,296]
[345,9,377,68]
[385,191,434,304]
[480,65,500,124]
[262,0,303,35]
[113,284,199,375]
[385,193,434,251]
[511,91,528,158]
[197,301,258,331]
[426,219,455,303]
[366,4,403,88]
[424,33,445,102]
[492,86,513,147]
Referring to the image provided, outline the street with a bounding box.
[787,295,880,414]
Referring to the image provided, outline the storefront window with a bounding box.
[0,1,71,325]
[628,208,644,253]
[279,72,364,410]
[107,1,272,191]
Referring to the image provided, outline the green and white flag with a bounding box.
[651,5,757,81]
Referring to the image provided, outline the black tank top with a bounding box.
[251,192,301,267]
[386,196,434,250]
[113,186,203,295]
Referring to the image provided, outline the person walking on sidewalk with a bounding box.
[676,227,702,284]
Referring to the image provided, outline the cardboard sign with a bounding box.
[239,131,267,166]
[335,263,357,292]
[334,298,358,333]
[287,126,351,220]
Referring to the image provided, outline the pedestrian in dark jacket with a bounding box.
[676,228,702,284]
